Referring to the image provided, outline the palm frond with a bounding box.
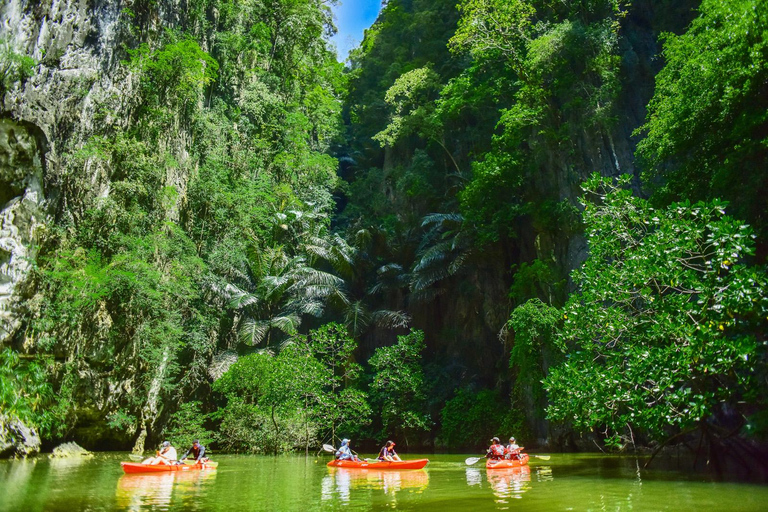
[409,286,447,304]
[238,318,270,345]
[226,285,261,309]
[413,240,453,272]
[295,267,345,288]
[354,228,372,249]
[421,212,464,229]
[377,263,404,276]
[448,248,473,275]
[370,309,411,329]
[344,301,371,334]
[270,314,301,334]
[411,265,450,292]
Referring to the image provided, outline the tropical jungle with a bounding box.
[0,0,766,481]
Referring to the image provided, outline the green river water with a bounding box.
[1,453,767,511]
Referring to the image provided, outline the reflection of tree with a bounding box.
[486,465,531,500]
[0,459,37,510]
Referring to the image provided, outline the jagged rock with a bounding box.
[50,441,93,458]
[0,414,41,458]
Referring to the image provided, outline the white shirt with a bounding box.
[159,446,178,461]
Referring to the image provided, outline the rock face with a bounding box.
[0,414,41,458]
[0,118,46,341]
[0,0,195,452]
[0,0,131,343]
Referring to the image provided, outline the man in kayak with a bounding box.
[378,440,402,462]
[486,437,505,460]
[335,439,360,461]
[505,436,522,460]
[180,439,207,463]
[143,441,177,465]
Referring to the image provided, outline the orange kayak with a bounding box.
[486,454,529,469]
[120,462,216,474]
[327,458,429,470]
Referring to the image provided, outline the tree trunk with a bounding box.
[133,418,148,454]
[271,404,280,455]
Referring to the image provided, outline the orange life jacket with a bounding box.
[489,444,505,458]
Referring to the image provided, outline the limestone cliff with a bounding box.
[0,0,197,455]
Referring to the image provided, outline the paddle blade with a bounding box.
[183,459,219,467]
[322,444,336,453]
[128,454,144,462]
[464,457,482,465]
[532,454,551,460]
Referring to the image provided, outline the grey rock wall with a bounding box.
[0,118,45,340]
[0,0,131,342]
[0,413,41,457]
[0,0,198,453]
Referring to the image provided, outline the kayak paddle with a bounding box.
[322,443,379,462]
[182,459,219,467]
[128,454,144,462]
[465,454,550,465]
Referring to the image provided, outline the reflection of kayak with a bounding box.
[329,467,430,491]
[327,459,429,470]
[486,454,529,469]
[486,465,531,498]
[116,467,217,508]
[120,462,217,474]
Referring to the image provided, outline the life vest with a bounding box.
[489,444,505,458]
[378,447,396,460]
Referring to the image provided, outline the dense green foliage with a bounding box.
[439,388,517,450]
[1,0,766,461]
[369,330,431,446]
[545,175,768,448]
[637,0,768,241]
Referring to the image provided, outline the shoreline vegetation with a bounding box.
[1,0,766,480]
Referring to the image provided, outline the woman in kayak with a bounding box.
[335,439,360,462]
[143,441,177,465]
[378,440,402,462]
[505,436,522,460]
[486,437,505,460]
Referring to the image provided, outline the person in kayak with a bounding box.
[143,441,177,465]
[505,436,522,460]
[180,439,206,463]
[486,437,505,460]
[378,440,402,462]
[335,439,360,461]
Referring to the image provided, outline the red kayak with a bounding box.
[486,454,529,469]
[327,458,429,470]
[120,462,217,474]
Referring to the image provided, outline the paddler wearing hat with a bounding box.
[377,440,402,462]
[485,437,505,460]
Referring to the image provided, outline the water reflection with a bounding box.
[116,469,216,510]
[0,458,38,510]
[535,465,553,482]
[465,467,482,487]
[322,468,429,503]
[486,465,532,502]
[49,456,91,472]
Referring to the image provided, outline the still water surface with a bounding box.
[1,453,767,511]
